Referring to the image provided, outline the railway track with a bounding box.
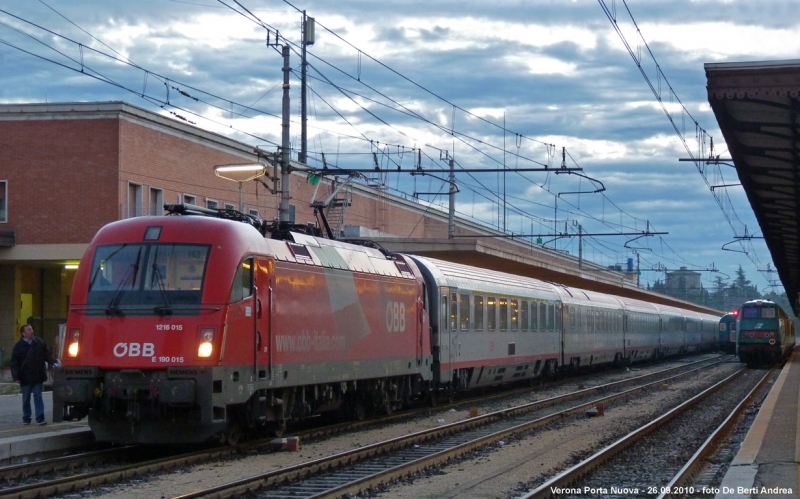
[162,356,735,499]
[0,354,730,499]
[517,366,774,499]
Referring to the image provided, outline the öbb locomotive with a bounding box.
[736,299,796,367]
[54,206,721,444]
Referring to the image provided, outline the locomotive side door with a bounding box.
[225,256,257,393]
[254,257,272,381]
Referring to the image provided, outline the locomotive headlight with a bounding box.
[67,328,81,357]
[197,327,215,358]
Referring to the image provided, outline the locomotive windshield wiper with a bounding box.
[107,247,142,316]
[150,247,172,316]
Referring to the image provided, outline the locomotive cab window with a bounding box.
[86,242,210,314]
[230,257,254,302]
[761,308,776,319]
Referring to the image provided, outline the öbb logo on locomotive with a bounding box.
[386,301,406,332]
[113,342,155,357]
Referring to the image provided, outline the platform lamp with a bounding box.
[213,163,267,212]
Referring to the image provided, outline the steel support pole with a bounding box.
[300,11,308,165]
[448,158,455,239]
[280,44,291,223]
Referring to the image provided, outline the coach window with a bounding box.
[440,293,449,332]
[499,298,508,331]
[555,304,562,331]
[540,302,547,331]
[459,294,471,331]
[474,295,484,331]
[510,299,519,331]
[520,300,529,331]
[230,257,254,302]
[487,297,497,332]
[450,293,458,331]
[531,301,539,331]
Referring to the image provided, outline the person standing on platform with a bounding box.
[10,324,59,425]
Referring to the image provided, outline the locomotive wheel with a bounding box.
[353,398,367,421]
[222,424,242,446]
[383,395,393,415]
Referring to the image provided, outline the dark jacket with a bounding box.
[10,337,57,386]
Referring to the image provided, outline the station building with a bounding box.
[0,101,701,360]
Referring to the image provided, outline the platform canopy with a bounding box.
[706,60,800,315]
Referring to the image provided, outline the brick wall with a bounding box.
[0,118,119,244]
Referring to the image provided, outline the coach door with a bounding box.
[437,288,457,380]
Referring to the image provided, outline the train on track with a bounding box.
[54,205,721,444]
[736,299,796,367]
[718,310,738,354]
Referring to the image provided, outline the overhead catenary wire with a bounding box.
[597,0,775,289]
[1,2,724,286]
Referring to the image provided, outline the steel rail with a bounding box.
[0,355,726,499]
[0,445,136,482]
[656,367,775,499]
[518,367,748,499]
[169,357,733,499]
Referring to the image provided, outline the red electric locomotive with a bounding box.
[54,206,432,444]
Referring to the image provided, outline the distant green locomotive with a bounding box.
[718,311,738,353]
[736,300,796,367]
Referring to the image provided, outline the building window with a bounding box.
[149,187,164,216]
[183,194,196,205]
[127,183,143,218]
[206,199,218,210]
[0,180,6,223]
[248,209,260,218]
[224,203,235,211]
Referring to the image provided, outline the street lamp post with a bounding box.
[213,163,267,212]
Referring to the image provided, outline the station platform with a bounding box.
[716,347,800,498]
[0,389,92,465]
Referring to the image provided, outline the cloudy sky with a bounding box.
[0,0,794,294]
